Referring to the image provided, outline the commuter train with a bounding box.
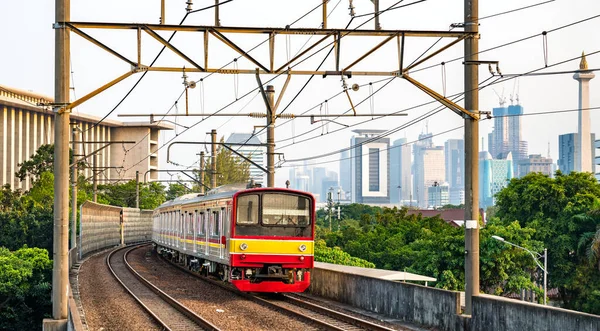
[152,184,315,292]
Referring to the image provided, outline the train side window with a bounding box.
[236,194,259,225]
[187,213,193,235]
[212,211,220,236]
[198,212,205,235]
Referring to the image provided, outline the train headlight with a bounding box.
[240,243,248,251]
[299,244,307,252]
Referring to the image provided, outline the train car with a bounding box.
[152,183,315,292]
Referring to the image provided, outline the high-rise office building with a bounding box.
[595,139,600,180]
[479,151,514,208]
[390,138,412,204]
[350,129,390,204]
[445,139,464,206]
[558,133,596,174]
[427,182,449,209]
[517,154,555,177]
[311,167,327,202]
[339,149,351,197]
[488,104,528,176]
[413,132,445,208]
[226,133,266,185]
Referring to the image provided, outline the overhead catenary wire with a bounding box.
[274,46,600,156]
[124,0,423,173]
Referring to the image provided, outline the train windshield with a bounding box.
[235,192,312,237]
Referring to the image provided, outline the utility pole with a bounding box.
[211,129,217,189]
[464,0,480,315]
[51,0,70,325]
[327,189,333,231]
[199,151,205,194]
[266,85,275,188]
[71,127,77,250]
[92,155,97,202]
[135,170,140,208]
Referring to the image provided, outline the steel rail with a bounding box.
[156,250,394,330]
[107,244,220,330]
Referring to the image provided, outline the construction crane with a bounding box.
[493,88,507,107]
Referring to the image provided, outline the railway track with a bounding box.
[157,249,396,330]
[107,244,220,331]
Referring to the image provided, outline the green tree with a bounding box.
[97,180,166,209]
[166,183,190,201]
[197,137,250,188]
[15,144,55,182]
[314,239,375,268]
[0,246,52,330]
[494,171,600,311]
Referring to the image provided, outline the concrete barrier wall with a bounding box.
[472,294,600,331]
[122,208,153,244]
[309,267,464,331]
[79,201,122,258]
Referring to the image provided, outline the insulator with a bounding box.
[248,113,266,118]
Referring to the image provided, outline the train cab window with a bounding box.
[236,194,259,225]
[262,194,311,227]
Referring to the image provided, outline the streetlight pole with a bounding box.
[492,235,548,305]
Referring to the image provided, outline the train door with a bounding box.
[219,207,225,259]
[204,210,210,256]
[193,210,197,253]
[184,212,188,251]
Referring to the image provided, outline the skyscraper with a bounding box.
[225,133,266,185]
[312,167,327,202]
[350,129,390,204]
[413,132,445,208]
[559,133,596,174]
[517,154,555,177]
[390,138,412,204]
[574,52,595,172]
[488,104,528,176]
[479,151,514,208]
[445,139,464,206]
[339,149,351,196]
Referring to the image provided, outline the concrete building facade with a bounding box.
[0,85,172,191]
[390,138,412,204]
[558,133,596,174]
[339,149,351,196]
[413,132,445,208]
[427,182,449,209]
[479,151,514,208]
[350,129,390,204]
[517,154,555,177]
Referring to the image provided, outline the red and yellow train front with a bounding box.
[229,189,314,292]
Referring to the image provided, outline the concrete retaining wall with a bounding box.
[472,294,600,331]
[79,201,121,258]
[309,266,464,331]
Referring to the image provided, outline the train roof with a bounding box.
[156,184,315,210]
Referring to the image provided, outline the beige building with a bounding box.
[0,84,173,191]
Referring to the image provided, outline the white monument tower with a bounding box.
[573,52,595,172]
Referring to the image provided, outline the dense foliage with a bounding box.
[494,171,600,312]
[196,137,250,189]
[0,246,52,330]
[316,206,542,294]
[314,239,375,268]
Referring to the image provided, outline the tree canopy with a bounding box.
[196,137,250,189]
[0,246,52,330]
[493,171,600,312]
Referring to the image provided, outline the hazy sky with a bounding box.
[1,0,599,186]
